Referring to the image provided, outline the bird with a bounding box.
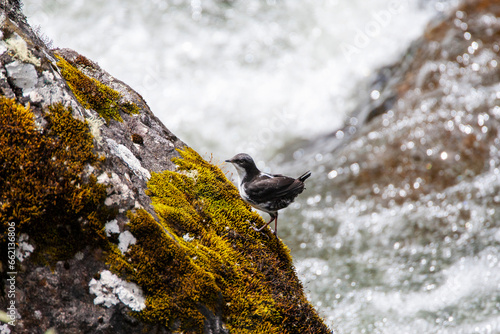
[225,153,311,236]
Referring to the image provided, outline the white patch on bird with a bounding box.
[239,183,250,202]
[232,164,248,182]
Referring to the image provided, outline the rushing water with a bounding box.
[23,1,500,333]
[23,0,443,162]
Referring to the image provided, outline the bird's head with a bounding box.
[225,153,259,179]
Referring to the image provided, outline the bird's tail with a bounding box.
[298,171,311,182]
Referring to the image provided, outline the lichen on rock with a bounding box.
[89,269,146,312]
[4,60,37,96]
[3,30,41,66]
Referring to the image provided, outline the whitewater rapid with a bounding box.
[23,0,442,164]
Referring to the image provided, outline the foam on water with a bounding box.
[296,165,500,332]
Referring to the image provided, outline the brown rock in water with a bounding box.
[322,0,500,204]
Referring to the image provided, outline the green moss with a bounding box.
[0,97,110,263]
[110,148,330,333]
[55,54,139,123]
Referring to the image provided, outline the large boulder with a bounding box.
[0,1,331,333]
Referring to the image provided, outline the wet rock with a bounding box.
[315,0,500,204]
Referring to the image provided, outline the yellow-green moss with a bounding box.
[0,97,111,263]
[55,54,139,123]
[0,95,328,331]
[110,148,330,333]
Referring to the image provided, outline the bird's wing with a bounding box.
[244,175,304,202]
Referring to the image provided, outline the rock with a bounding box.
[4,60,37,96]
[315,0,500,204]
[0,1,331,333]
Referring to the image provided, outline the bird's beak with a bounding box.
[225,159,232,163]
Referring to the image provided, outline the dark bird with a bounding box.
[225,153,311,236]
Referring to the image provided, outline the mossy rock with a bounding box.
[0,97,110,263]
[0,13,330,330]
[55,54,139,123]
[109,148,331,333]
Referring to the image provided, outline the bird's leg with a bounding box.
[254,215,276,232]
[274,214,278,236]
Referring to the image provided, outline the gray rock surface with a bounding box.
[1,1,185,333]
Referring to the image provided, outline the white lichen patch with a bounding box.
[16,234,34,262]
[183,233,195,242]
[89,270,145,312]
[97,172,110,185]
[105,219,120,237]
[4,33,41,66]
[118,231,137,254]
[0,41,7,56]
[0,323,11,334]
[87,115,105,144]
[74,251,84,261]
[106,138,151,180]
[28,90,43,103]
[5,60,38,97]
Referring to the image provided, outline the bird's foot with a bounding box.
[249,225,271,238]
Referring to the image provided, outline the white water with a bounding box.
[24,1,500,334]
[295,168,500,333]
[24,0,444,165]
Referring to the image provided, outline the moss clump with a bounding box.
[110,148,330,333]
[0,97,110,263]
[131,133,144,145]
[55,54,139,123]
